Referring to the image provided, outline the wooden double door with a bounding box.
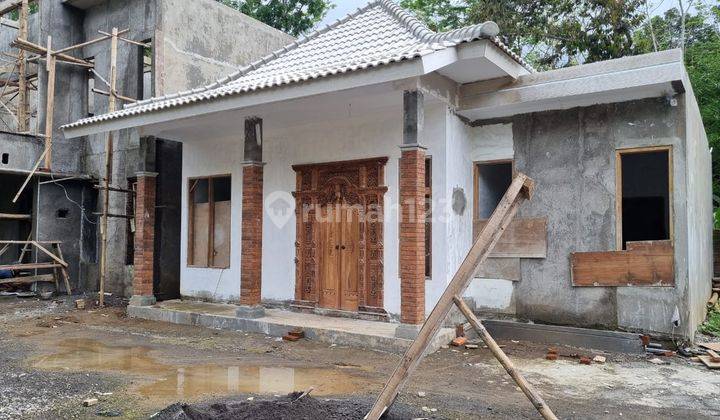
[293,157,388,313]
[318,203,360,311]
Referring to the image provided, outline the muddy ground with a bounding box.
[0,296,719,419]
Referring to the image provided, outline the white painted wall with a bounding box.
[180,135,245,302]
[443,119,517,313]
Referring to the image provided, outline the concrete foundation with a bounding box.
[128,300,455,354]
[129,295,157,307]
[235,305,266,319]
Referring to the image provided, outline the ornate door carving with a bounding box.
[293,157,388,312]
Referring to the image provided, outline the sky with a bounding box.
[317,0,692,30]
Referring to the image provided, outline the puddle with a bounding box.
[32,339,363,400]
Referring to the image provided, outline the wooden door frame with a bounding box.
[615,145,674,251]
[292,157,388,313]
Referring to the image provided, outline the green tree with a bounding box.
[401,0,646,69]
[218,0,334,36]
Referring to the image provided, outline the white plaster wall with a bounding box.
[262,102,447,317]
[444,119,517,313]
[180,135,245,302]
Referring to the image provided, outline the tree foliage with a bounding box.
[401,0,646,69]
[218,0,333,36]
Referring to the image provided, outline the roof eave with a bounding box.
[62,58,428,139]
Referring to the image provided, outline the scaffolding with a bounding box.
[1,0,146,306]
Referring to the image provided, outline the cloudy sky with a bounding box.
[317,0,688,29]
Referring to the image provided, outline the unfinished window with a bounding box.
[425,157,432,278]
[86,59,95,117]
[474,160,513,220]
[56,208,69,219]
[138,39,153,100]
[126,179,137,265]
[188,175,231,269]
[617,147,672,250]
[1,153,8,165]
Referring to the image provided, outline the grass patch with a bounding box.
[700,306,720,337]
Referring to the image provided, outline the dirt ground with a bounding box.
[1,296,719,419]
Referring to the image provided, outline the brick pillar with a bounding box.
[130,172,158,307]
[240,163,264,306]
[237,117,265,318]
[399,147,426,325]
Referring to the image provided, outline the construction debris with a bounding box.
[83,398,98,407]
[593,356,607,364]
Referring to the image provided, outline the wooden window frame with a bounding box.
[473,159,515,225]
[615,145,674,251]
[187,174,232,269]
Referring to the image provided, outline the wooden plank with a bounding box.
[12,38,93,67]
[366,173,534,420]
[16,0,27,131]
[0,262,62,271]
[98,27,119,307]
[32,241,68,268]
[454,296,558,420]
[475,257,521,281]
[0,0,24,16]
[11,145,50,203]
[212,201,231,268]
[192,203,209,267]
[0,213,31,220]
[0,274,55,285]
[571,242,674,287]
[43,36,55,169]
[473,217,547,258]
[53,243,72,296]
[698,355,720,369]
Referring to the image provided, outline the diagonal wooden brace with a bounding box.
[366,173,546,419]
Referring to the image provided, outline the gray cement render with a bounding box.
[505,97,693,337]
[0,0,296,298]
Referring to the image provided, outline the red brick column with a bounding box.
[399,147,426,324]
[240,163,264,306]
[130,172,157,306]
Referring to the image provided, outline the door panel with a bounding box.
[340,206,360,311]
[319,205,340,309]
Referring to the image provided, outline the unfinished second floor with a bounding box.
[0,0,293,174]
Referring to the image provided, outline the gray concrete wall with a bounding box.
[155,0,294,95]
[682,75,714,338]
[504,97,691,336]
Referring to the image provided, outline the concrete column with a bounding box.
[237,117,265,319]
[129,172,158,307]
[397,91,426,337]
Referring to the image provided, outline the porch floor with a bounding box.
[128,300,455,354]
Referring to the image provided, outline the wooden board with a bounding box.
[475,257,521,281]
[698,355,720,369]
[340,206,360,312]
[473,217,547,258]
[0,274,54,285]
[571,241,674,287]
[192,203,209,267]
[699,343,720,352]
[212,201,231,268]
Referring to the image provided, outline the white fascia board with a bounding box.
[62,59,427,139]
[459,55,686,120]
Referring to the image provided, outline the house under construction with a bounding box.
[0,0,292,298]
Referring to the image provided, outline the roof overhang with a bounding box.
[459,49,686,122]
[62,39,526,139]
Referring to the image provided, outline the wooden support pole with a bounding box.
[0,213,31,220]
[12,146,49,203]
[366,173,535,420]
[43,36,55,170]
[17,0,27,131]
[91,87,136,103]
[52,29,129,55]
[453,296,558,420]
[13,38,93,67]
[98,27,119,308]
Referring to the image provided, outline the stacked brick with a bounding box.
[241,164,264,306]
[399,148,426,324]
[133,174,157,297]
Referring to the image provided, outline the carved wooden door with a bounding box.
[318,203,360,311]
[293,157,388,313]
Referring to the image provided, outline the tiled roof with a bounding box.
[62,0,532,131]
